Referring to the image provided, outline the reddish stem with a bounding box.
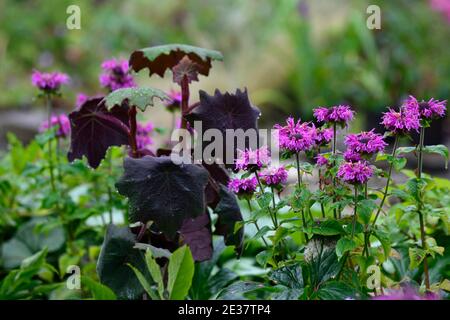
[128,106,138,158]
[180,75,190,130]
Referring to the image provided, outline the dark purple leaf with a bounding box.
[68,97,130,168]
[180,213,212,262]
[213,185,244,255]
[185,89,260,168]
[172,56,200,84]
[116,156,209,239]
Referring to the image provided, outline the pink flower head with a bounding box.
[136,122,154,149]
[337,161,373,184]
[39,114,71,138]
[274,117,317,153]
[373,286,440,300]
[381,105,420,134]
[343,150,362,162]
[260,166,288,187]
[165,89,182,112]
[75,93,89,109]
[314,127,334,147]
[235,146,271,171]
[344,130,387,155]
[228,177,258,196]
[99,58,136,91]
[404,95,447,120]
[315,154,329,166]
[31,70,69,94]
[430,0,450,23]
[313,105,354,126]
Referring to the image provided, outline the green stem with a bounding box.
[255,172,277,228]
[351,186,358,239]
[417,126,430,290]
[246,199,269,248]
[332,123,338,219]
[372,135,399,228]
[295,152,302,187]
[45,95,56,193]
[270,186,278,226]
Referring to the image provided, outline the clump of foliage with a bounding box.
[0,42,449,301]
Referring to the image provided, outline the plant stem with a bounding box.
[372,135,399,228]
[417,126,430,290]
[45,94,57,193]
[128,106,138,158]
[255,172,277,228]
[351,185,358,239]
[332,123,338,219]
[295,152,302,187]
[246,199,269,247]
[270,186,278,226]
[180,75,190,130]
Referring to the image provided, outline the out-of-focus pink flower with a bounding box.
[381,106,420,134]
[165,89,182,112]
[337,161,373,184]
[274,117,317,153]
[31,70,69,94]
[430,0,450,23]
[136,122,154,149]
[75,93,89,109]
[316,154,329,166]
[228,177,258,196]
[404,95,447,120]
[235,146,271,171]
[99,58,135,91]
[313,105,354,126]
[344,130,387,155]
[260,166,288,186]
[373,286,440,300]
[39,114,71,138]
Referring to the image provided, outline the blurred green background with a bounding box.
[0,0,449,132]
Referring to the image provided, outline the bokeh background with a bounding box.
[0,0,449,171]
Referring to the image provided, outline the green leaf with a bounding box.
[167,245,195,300]
[408,247,427,270]
[396,146,416,156]
[253,226,271,240]
[104,87,170,112]
[269,264,304,289]
[127,263,159,300]
[81,276,117,300]
[372,229,391,259]
[423,145,449,169]
[97,225,148,300]
[144,249,165,299]
[406,178,427,202]
[216,281,266,300]
[316,281,355,300]
[310,220,344,236]
[336,238,357,259]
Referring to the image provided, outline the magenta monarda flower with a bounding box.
[228,177,258,196]
[136,122,154,149]
[31,70,69,94]
[381,106,420,134]
[313,105,354,126]
[165,89,182,112]
[337,161,373,184]
[260,166,288,186]
[39,114,71,138]
[373,286,439,300]
[315,154,329,166]
[314,127,334,147]
[274,117,317,153]
[404,95,447,120]
[430,0,450,23]
[99,58,136,91]
[343,150,362,163]
[344,130,387,155]
[235,146,271,171]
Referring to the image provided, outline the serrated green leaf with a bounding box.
[167,245,195,300]
[423,145,449,169]
[336,238,357,259]
[104,87,170,112]
[408,247,427,270]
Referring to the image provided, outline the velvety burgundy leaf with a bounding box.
[203,163,230,185]
[115,156,209,239]
[180,212,213,262]
[172,56,200,84]
[185,89,260,168]
[129,44,223,78]
[213,185,244,255]
[68,97,130,168]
